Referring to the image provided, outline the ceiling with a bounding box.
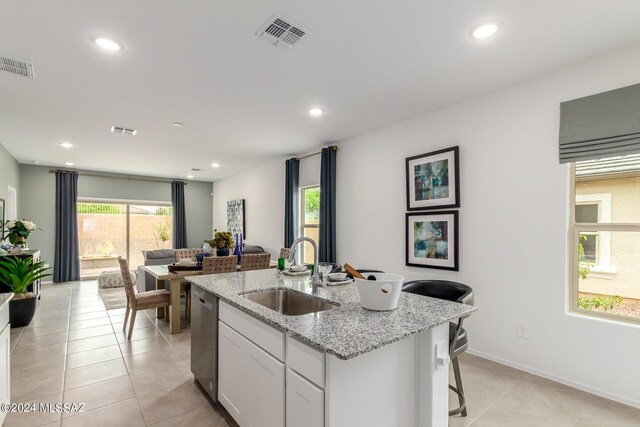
[2,1,640,181]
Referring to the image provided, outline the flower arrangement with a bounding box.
[209,230,234,249]
[3,219,39,246]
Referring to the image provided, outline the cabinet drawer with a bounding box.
[286,335,325,388]
[219,301,285,361]
[286,368,324,427]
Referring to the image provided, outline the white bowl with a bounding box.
[176,258,195,266]
[355,273,405,311]
[290,264,308,272]
[328,272,347,281]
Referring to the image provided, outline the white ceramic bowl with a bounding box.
[327,272,347,281]
[355,273,405,311]
[290,264,308,272]
[177,258,194,266]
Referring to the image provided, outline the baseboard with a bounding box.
[466,348,639,409]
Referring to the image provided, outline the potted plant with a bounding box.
[0,257,51,327]
[209,230,234,257]
[3,219,39,248]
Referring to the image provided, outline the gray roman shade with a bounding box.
[559,83,640,163]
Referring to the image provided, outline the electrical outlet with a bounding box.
[517,322,530,339]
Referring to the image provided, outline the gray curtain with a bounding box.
[319,146,337,262]
[284,158,299,248]
[54,171,80,282]
[171,181,188,249]
[559,82,640,163]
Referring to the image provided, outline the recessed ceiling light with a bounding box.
[309,107,325,117]
[472,23,498,39]
[187,175,194,179]
[172,122,184,127]
[64,162,75,166]
[94,37,123,52]
[211,163,220,168]
[60,142,73,148]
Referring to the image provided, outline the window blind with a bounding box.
[559,82,640,163]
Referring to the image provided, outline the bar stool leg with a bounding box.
[449,356,467,417]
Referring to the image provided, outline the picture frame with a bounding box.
[406,146,460,211]
[406,211,459,271]
[227,199,246,238]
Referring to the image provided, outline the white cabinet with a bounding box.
[218,321,285,427]
[218,322,249,425]
[0,315,10,426]
[286,368,324,427]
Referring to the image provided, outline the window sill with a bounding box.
[586,265,617,280]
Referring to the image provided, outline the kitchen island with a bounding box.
[188,270,476,427]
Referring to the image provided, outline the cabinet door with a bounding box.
[218,322,249,426]
[286,368,324,427]
[246,338,285,427]
[0,324,10,426]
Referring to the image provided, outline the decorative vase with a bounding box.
[217,247,230,257]
[14,236,28,249]
[9,295,37,328]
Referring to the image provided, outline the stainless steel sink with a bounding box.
[240,289,338,316]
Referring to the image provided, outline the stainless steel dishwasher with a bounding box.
[191,286,219,403]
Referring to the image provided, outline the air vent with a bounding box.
[191,168,204,172]
[110,126,137,135]
[256,14,309,49]
[0,53,34,79]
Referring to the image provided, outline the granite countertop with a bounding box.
[0,293,14,311]
[188,270,477,360]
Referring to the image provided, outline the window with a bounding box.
[77,200,173,277]
[571,155,640,322]
[300,186,320,264]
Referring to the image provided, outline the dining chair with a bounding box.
[173,249,205,322]
[240,253,271,271]
[118,257,171,340]
[279,248,290,259]
[202,255,237,274]
[402,280,474,417]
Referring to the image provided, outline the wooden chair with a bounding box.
[173,249,204,322]
[118,257,170,340]
[279,248,291,259]
[240,253,271,271]
[202,256,237,274]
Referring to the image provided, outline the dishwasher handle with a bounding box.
[198,297,214,311]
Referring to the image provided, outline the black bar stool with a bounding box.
[402,280,474,417]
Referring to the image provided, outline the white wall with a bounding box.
[0,143,20,223]
[212,154,322,257]
[212,160,285,256]
[211,43,640,406]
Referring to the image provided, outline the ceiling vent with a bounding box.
[191,168,204,172]
[255,14,309,49]
[0,53,34,79]
[111,126,137,135]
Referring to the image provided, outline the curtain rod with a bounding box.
[295,145,338,161]
[48,169,187,185]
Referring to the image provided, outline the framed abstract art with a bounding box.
[406,211,458,271]
[406,146,460,211]
[227,199,245,238]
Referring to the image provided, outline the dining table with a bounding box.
[141,260,277,334]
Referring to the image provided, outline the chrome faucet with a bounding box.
[287,237,322,293]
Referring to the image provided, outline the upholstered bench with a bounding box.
[98,269,137,289]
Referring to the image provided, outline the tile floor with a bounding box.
[6,280,228,427]
[6,281,640,426]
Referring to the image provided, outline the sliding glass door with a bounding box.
[77,201,173,278]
